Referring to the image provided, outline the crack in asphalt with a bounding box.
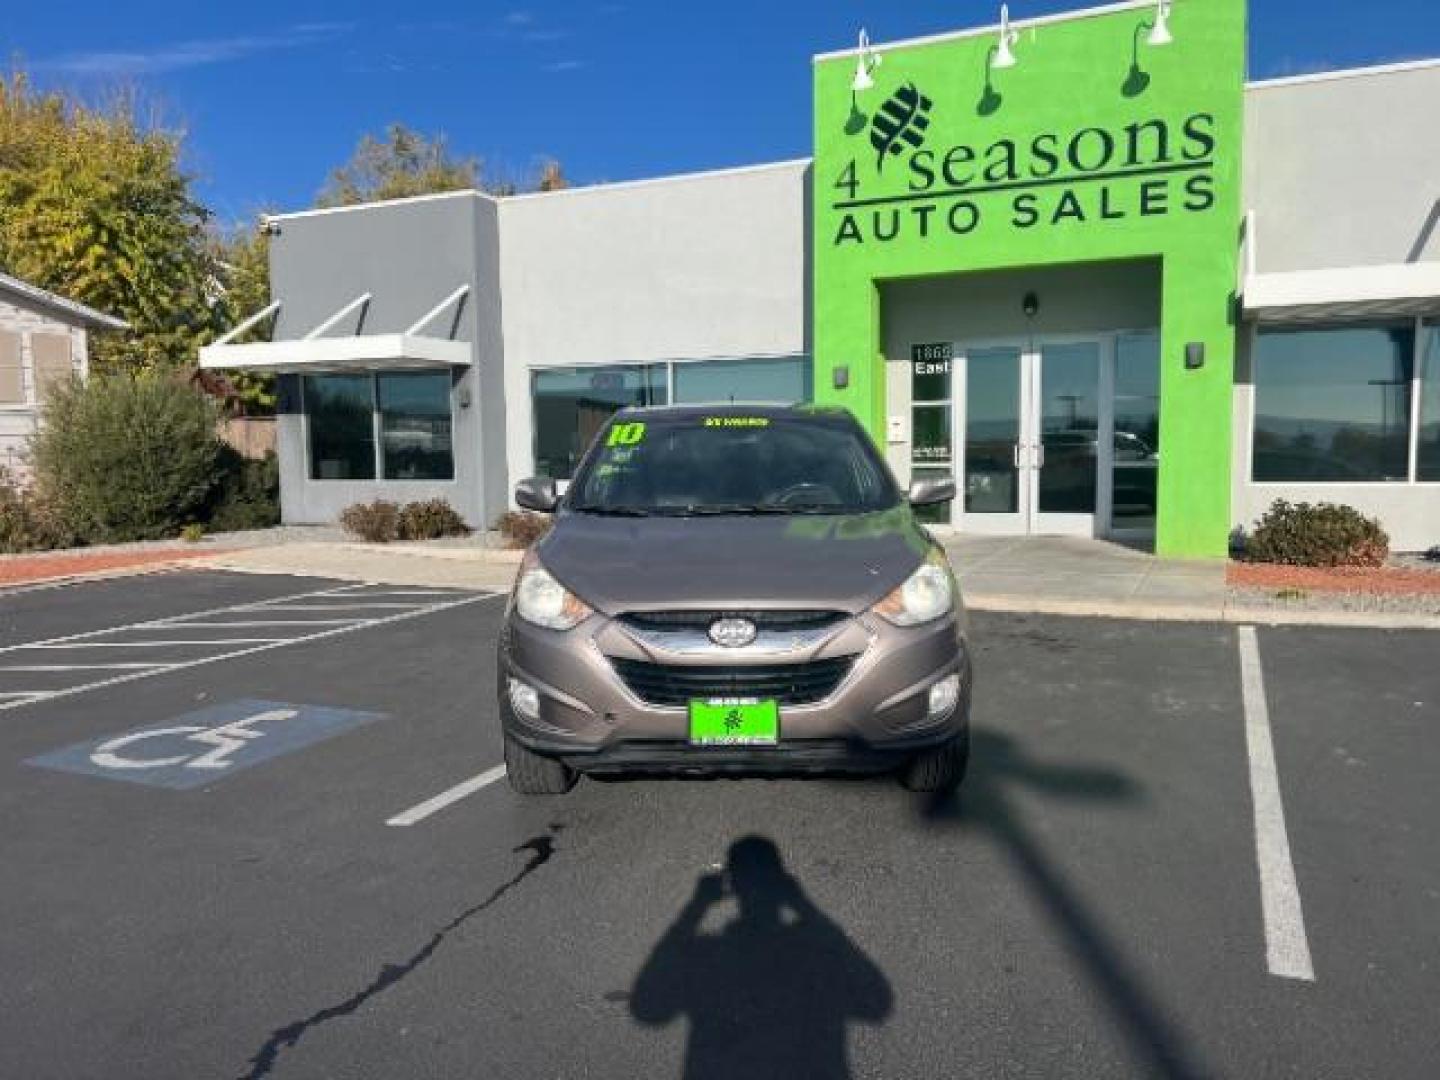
[235,824,564,1080]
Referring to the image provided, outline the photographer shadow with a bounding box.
[630,835,891,1080]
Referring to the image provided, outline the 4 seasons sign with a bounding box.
[834,102,1219,245]
[810,0,1247,557]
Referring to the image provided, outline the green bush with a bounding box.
[496,510,552,549]
[207,449,280,533]
[340,500,400,543]
[0,472,78,553]
[31,372,223,543]
[397,499,469,541]
[1244,500,1389,568]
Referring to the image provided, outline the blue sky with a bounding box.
[5,1,1437,225]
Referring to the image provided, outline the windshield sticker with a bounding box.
[606,422,646,447]
[702,417,771,428]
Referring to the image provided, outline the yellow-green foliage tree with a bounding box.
[0,72,218,372]
[317,123,481,206]
[208,222,276,412]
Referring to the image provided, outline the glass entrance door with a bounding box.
[955,339,1111,537]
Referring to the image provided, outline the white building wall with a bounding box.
[496,160,811,486]
[1233,64,1440,550]
[0,295,88,483]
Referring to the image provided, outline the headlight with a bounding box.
[872,550,954,626]
[514,554,592,630]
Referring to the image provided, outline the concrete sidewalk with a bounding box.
[944,534,1226,617]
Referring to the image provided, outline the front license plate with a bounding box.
[688,698,779,747]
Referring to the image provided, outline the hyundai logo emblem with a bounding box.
[708,617,758,648]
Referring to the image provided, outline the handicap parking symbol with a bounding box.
[28,699,384,789]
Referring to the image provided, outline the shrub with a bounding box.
[340,500,400,543]
[206,450,280,533]
[496,510,551,549]
[31,372,223,543]
[1244,500,1389,568]
[0,472,78,553]
[180,523,205,543]
[397,499,469,541]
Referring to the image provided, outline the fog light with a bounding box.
[927,673,961,720]
[508,678,541,722]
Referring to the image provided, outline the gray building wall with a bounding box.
[1233,63,1440,550]
[267,192,505,527]
[496,160,811,485]
[1243,62,1440,273]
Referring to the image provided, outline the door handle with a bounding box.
[1035,443,1045,469]
[1012,443,1022,469]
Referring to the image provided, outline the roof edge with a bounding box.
[0,271,128,331]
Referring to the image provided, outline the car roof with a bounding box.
[612,403,856,423]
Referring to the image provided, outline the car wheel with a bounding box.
[503,732,578,795]
[899,729,970,793]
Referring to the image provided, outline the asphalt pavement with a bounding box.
[0,570,1435,1079]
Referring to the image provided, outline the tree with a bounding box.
[0,71,218,372]
[207,222,277,412]
[316,123,480,207]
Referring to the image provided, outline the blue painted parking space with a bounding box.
[27,698,384,789]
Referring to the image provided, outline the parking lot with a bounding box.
[1,568,1436,1079]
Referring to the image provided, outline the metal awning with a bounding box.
[199,285,472,372]
[1242,262,1440,323]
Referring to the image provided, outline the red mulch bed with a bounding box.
[1228,561,1440,595]
[0,549,216,586]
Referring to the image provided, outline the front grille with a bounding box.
[620,610,847,634]
[608,655,855,707]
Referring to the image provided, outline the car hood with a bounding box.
[536,507,933,615]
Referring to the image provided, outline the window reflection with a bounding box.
[532,365,668,480]
[1112,334,1160,530]
[1253,325,1414,482]
[379,372,454,480]
[305,374,376,480]
[1419,324,1440,482]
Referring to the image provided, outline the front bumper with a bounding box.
[498,604,971,773]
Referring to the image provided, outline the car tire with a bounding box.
[503,732,578,795]
[899,729,970,793]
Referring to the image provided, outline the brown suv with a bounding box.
[497,405,970,794]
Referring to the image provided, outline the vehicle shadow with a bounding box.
[628,835,892,1080]
[923,728,1212,1080]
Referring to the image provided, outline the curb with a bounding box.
[966,593,1440,629]
[0,557,205,595]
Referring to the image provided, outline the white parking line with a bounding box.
[385,764,508,827]
[167,619,364,628]
[25,639,287,648]
[0,584,351,657]
[0,662,171,672]
[1238,626,1315,982]
[0,591,502,713]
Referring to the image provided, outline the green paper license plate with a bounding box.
[688,698,780,746]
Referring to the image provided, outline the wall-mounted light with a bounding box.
[1148,0,1174,47]
[852,28,882,92]
[992,4,1020,69]
[1022,291,1040,319]
[1124,0,1174,97]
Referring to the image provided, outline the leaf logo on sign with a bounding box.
[870,83,933,172]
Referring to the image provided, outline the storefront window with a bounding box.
[305,374,376,480]
[672,357,811,404]
[1252,325,1414,482]
[378,372,454,480]
[911,347,953,525]
[1112,333,1161,530]
[1419,324,1440,482]
[532,364,667,479]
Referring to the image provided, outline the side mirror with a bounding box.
[908,476,956,507]
[514,477,559,513]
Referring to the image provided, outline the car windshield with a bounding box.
[567,413,901,516]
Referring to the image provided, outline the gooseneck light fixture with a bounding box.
[852,28,882,91]
[1123,0,1174,97]
[1147,0,1174,47]
[992,4,1020,69]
